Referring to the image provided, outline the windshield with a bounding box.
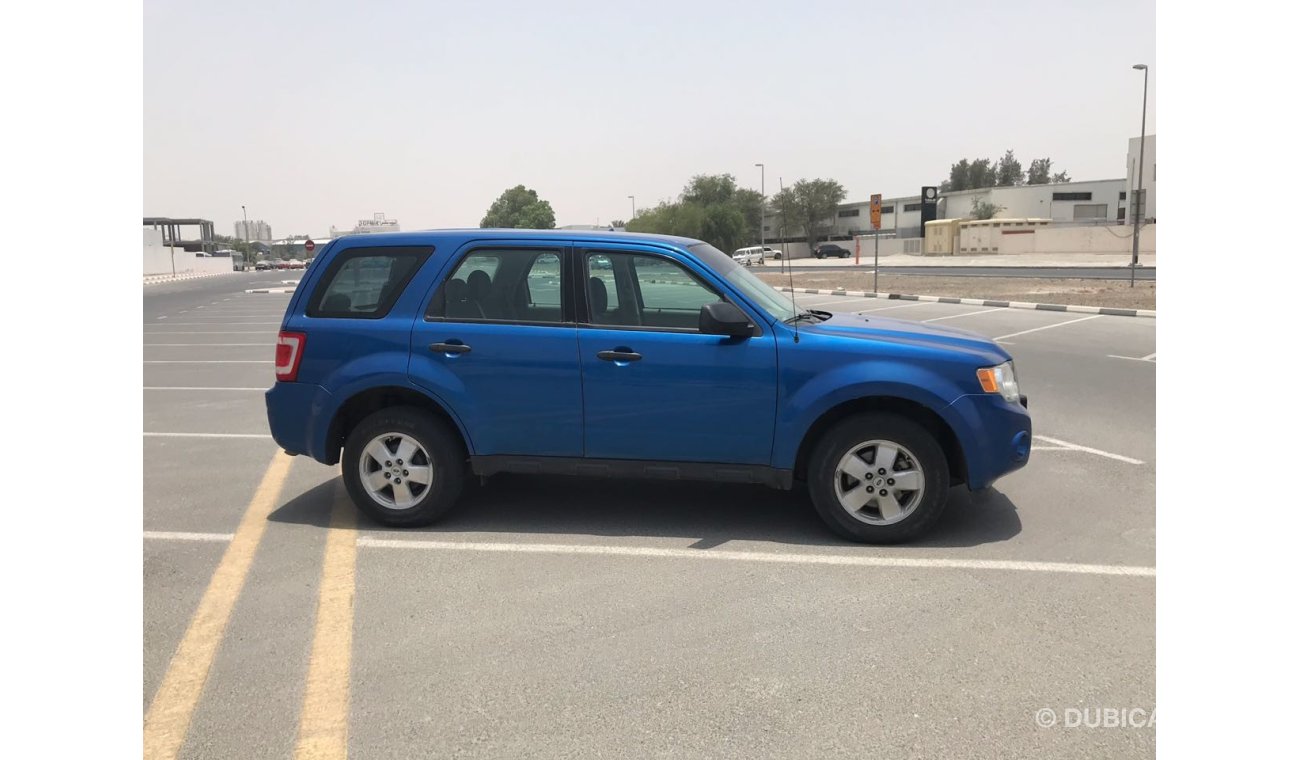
[688,242,798,321]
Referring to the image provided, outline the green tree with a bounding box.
[967,158,996,189]
[623,173,762,253]
[943,159,973,192]
[1051,170,1071,183]
[1026,158,1053,185]
[995,150,1024,187]
[610,219,626,228]
[770,178,848,252]
[970,199,1005,220]
[480,185,556,229]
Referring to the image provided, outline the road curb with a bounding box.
[245,287,296,294]
[143,272,243,286]
[780,287,1156,318]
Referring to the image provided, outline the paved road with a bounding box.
[771,264,1156,280]
[144,275,1155,759]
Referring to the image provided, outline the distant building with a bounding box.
[331,212,401,237]
[234,219,273,243]
[762,133,1155,245]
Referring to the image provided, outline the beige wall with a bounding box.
[144,229,234,276]
[997,225,1156,255]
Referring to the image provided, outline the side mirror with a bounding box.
[699,302,753,338]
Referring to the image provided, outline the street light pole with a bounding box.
[1130,63,1149,288]
[755,163,765,262]
[627,195,636,221]
[241,205,250,267]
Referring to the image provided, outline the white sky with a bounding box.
[145,0,1156,237]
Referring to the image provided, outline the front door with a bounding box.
[576,247,778,464]
[410,244,583,456]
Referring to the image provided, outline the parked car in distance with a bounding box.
[255,260,272,271]
[288,259,306,270]
[265,230,1031,543]
[813,243,852,259]
[732,246,767,266]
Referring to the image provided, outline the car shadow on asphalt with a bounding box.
[268,474,1022,550]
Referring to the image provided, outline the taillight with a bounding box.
[275,331,306,382]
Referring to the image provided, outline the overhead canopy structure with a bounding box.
[143,217,215,254]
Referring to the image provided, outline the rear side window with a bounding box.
[307,246,432,319]
[427,248,567,324]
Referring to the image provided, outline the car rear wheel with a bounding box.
[342,406,465,527]
[807,413,950,543]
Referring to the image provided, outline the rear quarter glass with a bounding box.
[305,246,434,319]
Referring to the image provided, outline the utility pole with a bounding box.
[754,163,765,263]
[241,205,250,268]
[1130,64,1149,287]
[627,195,636,221]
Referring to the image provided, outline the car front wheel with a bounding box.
[342,406,466,527]
[807,413,951,543]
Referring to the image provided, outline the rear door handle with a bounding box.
[430,342,471,354]
[597,350,641,362]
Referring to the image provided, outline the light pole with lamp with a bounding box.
[754,163,765,264]
[241,205,250,270]
[1130,63,1149,287]
[627,195,636,221]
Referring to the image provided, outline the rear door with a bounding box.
[576,245,778,464]
[409,242,583,456]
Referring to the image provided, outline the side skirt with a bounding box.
[469,455,794,490]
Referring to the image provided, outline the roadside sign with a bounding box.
[870,194,882,230]
[304,239,315,253]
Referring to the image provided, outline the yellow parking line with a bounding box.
[294,482,358,759]
[144,450,293,760]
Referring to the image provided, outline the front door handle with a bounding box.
[597,350,641,362]
[430,342,471,355]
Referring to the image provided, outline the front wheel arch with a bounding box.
[793,396,968,486]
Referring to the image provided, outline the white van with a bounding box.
[732,246,776,266]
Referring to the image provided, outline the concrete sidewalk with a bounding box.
[770,252,1156,268]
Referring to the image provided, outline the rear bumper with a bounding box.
[265,382,333,462]
[946,393,1033,490]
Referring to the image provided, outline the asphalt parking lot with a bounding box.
[144,274,1155,759]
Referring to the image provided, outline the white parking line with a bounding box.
[1108,352,1157,363]
[357,538,1155,577]
[145,432,274,439]
[994,314,1102,341]
[1034,435,1144,464]
[143,331,276,335]
[144,531,235,542]
[922,307,1005,323]
[145,343,268,347]
[144,360,273,364]
[144,386,269,391]
[143,322,281,326]
[857,302,936,313]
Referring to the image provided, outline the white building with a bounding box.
[331,212,401,237]
[762,133,1155,251]
[234,219,273,243]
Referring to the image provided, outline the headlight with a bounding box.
[976,361,1020,403]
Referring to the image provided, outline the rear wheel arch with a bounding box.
[793,396,968,486]
[325,385,470,466]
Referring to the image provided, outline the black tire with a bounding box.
[806,412,951,544]
[341,406,466,527]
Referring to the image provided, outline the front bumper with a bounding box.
[945,393,1033,490]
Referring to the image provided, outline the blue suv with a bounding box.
[266,230,1030,543]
